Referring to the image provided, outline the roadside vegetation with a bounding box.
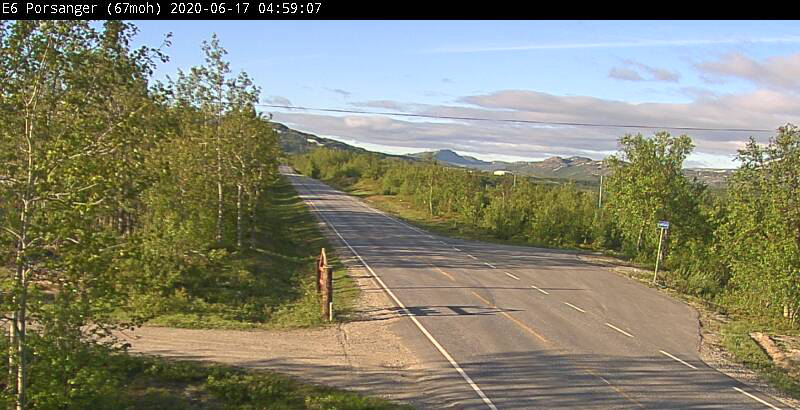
[0,21,374,409]
[291,127,800,396]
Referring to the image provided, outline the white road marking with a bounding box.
[439,241,449,245]
[733,387,784,410]
[605,323,634,338]
[504,271,520,280]
[467,254,478,260]
[530,284,550,295]
[484,262,497,269]
[453,247,461,252]
[563,302,586,313]
[297,177,499,410]
[659,350,698,370]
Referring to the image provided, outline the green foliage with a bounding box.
[291,149,600,249]
[0,23,288,407]
[719,125,800,320]
[604,132,709,260]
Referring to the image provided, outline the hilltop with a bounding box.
[274,123,733,187]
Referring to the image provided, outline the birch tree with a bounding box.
[0,20,165,408]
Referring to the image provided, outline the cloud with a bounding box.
[326,88,352,98]
[609,67,645,81]
[425,36,800,54]
[696,52,800,92]
[350,100,419,111]
[609,60,680,82]
[263,95,292,106]
[270,87,795,167]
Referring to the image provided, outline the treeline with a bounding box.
[0,21,278,408]
[291,126,800,324]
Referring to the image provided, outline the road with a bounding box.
[282,165,790,410]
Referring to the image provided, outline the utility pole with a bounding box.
[598,174,603,209]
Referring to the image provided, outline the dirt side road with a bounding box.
[123,260,447,408]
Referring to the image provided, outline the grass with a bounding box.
[720,319,800,398]
[139,176,359,330]
[113,353,414,409]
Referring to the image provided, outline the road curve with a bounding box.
[282,166,789,410]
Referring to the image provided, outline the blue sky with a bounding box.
[131,20,800,168]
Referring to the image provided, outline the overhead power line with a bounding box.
[257,103,773,133]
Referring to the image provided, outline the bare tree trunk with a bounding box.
[8,312,16,397]
[215,85,224,244]
[216,143,223,243]
[636,222,645,254]
[248,188,257,249]
[15,266,28,410]
[14,111,36,410]
[236,183,243,249]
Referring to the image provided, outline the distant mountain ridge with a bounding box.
[274,122,733,187]
[409,149,491,167]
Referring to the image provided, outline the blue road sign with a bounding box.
[658,220,670,229]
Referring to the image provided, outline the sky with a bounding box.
[131,20,800,168]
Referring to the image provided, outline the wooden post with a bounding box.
[316,247,334,321]
[321,266,333,321]
[326,267,333,321]
[316,248,326,292]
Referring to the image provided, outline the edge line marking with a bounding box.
[563,302,586,313]
[733,387,783,410]
[659,350,698,370]
[299,176,498,410]
[605,322,635,338]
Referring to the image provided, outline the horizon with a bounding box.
[131,20,800,169]
[289,123,736,170]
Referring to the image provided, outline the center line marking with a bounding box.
[504,271,520,280]
[470,291,492,306]
[563,302,586,313]
[467,254,478,260]
[605,323,634,338]
[500,311,549,343]
[470,291,549,344]
[433,266,456,281]
[299,179,498,410]
[484,262,497,269]
[659,350,698,370]
[733,387,784,410]
[530,284,550,295]
[452,247,461,252]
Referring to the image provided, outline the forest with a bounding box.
[291,127,800,327]
[0,21,367,409]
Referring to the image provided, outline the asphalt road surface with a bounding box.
[281,165,790,410]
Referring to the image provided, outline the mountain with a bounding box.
[274,123,733,188]
[410,149,491,167]
[501,156,607,181]
[273,122,371,155]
